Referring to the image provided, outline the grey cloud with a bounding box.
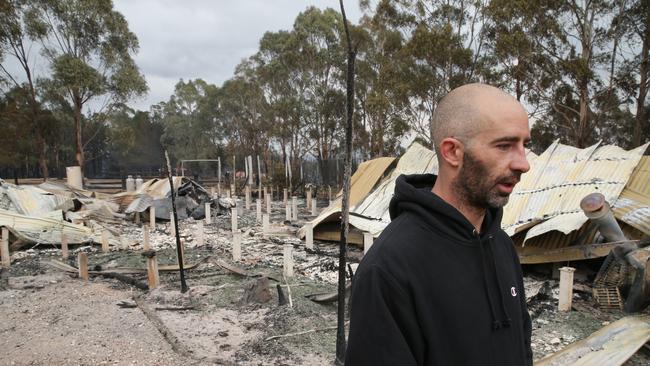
[113,0,362,111]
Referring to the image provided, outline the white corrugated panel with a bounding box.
[1,183,71,217]
[613,156,650,235]
[0,208,93,244]
[502,141,649,242]
[353,142,438,222]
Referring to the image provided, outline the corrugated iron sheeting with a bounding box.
[502,141,648,243]
[0,183,72,217]
[135,176,184,200]
[0,208,93,244]
[353,142,438,222]
[298,157,396,240]
[522,223,597,250]
[613,156,650,235]
[305,141,648,252]
[339,157,396,207]
[108,193,153,213]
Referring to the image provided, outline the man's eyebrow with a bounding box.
[489,136,530,144]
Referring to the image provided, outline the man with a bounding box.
[345,84,533,365]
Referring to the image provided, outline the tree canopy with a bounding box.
[1,1,648,181]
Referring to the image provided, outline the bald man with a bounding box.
[345,84,533,366]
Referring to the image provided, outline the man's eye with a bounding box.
[497,144,510,150]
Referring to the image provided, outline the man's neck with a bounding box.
[432,181,486,233]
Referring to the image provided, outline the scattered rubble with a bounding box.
[1,176,649,365]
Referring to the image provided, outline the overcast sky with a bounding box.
[112,0,363,111]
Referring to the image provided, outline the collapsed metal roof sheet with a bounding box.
[304,143,435,241]
[535,315,650,366]
[306,141,648,248]
[0,208,93,245]
[613,156,650,236]
[353,142,438,224]
[135,176,184,200]
[0,182,72,217]
[502,140,648,243]
[299,156,396,241]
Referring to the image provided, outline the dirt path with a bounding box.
[0,275,188,366]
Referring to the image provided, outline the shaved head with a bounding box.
[432,83,525,155]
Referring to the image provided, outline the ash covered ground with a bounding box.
[1,198,648,365]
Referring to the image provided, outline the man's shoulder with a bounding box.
[373,212,431,252]
[356,212,442,280]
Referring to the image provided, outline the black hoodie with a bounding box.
[345,174,532,366]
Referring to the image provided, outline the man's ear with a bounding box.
[438,137,463,168]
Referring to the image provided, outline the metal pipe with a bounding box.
[580,192,627,243]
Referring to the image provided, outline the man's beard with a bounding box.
[454,150,518,209]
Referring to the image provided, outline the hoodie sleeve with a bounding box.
[345,264,422,366]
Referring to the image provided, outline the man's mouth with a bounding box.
[496,178,519,194]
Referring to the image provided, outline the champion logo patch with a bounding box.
[511,287,517,297]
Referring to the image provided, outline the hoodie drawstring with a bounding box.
[488,235,512,328]
[476,230,501,330]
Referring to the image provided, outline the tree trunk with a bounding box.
[74,96,84,171]
[578,86,589,148]
[635,3,650,148]
[37,134,49,180]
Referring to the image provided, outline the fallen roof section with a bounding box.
[0,208,93,246]
[0,176,213,248]
[535,315,650,366]
[502,140,648,242]
[300,155,396,242]
[613,156,650,236]
[0,183,73,217]
[305,141,648,251]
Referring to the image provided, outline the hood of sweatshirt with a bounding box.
[389,173,503,241]
[388,173,512,330]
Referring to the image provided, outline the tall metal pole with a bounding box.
[165,150,188,293]
[336,0,356,363]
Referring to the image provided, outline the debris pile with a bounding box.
[0,144,649,364]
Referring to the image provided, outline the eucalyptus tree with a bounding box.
[482,0,550,103]
[362,0,488,147]
[615,0,650,147]
[157,78,221,163]
[217,63,273,181]
[355,15,410,158]
[499,0,626,148]
[254,30,310,180]
[25,0,147,170]
[0,0,49,178]
[292,7,348,180]
[0,87,34,181]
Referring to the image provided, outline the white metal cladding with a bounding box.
[613,156,650,235]
[352,142,438,222]
[305,140,648,247]
[0,183,71,217]
[502,141,649,242]
[0,208,93,244]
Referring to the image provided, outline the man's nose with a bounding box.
[511,150,530,174]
